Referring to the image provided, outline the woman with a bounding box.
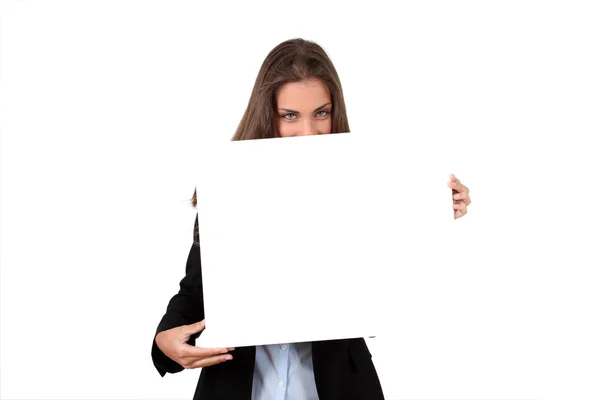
[152,38,471,400]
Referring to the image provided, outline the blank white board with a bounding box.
[195,132,454,348]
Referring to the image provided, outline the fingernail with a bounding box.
[225,355,233,360]
[454,194,460,199]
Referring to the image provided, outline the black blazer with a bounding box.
[152,215,385,400]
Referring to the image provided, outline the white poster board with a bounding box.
[195,132,453,348]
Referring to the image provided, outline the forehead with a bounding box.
[276,78,331,109]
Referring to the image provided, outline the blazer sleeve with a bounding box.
[151,214,205,377]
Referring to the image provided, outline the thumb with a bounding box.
[183,320,205,336]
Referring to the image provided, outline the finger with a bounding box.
[448,174,461,185]
[182,320,206,336]
[449,180,467,193]
[452,190,471,202]
[181,346,235,358]
[448,175,456,189]
[455,195,471,207]
[179,343,231,358]
[453,201,468,212]
[448,178,460,189]
[188,353,233,369]
[454,203,468,219]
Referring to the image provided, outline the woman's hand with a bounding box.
[448,174,471,219]
[155,320,234,369]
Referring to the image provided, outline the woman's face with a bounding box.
[275,78,332,137]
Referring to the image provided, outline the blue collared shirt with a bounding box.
[251,342,319,400]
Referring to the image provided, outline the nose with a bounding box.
[299,119,318,136]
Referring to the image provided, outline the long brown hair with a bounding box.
[191,38,350,208]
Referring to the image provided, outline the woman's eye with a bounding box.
[315,110,330,118]
[282,113,297,120]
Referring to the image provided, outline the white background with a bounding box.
[1,1,599,399]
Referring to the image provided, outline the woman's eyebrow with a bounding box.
[278,103,332,114]
[313,102,332,112]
